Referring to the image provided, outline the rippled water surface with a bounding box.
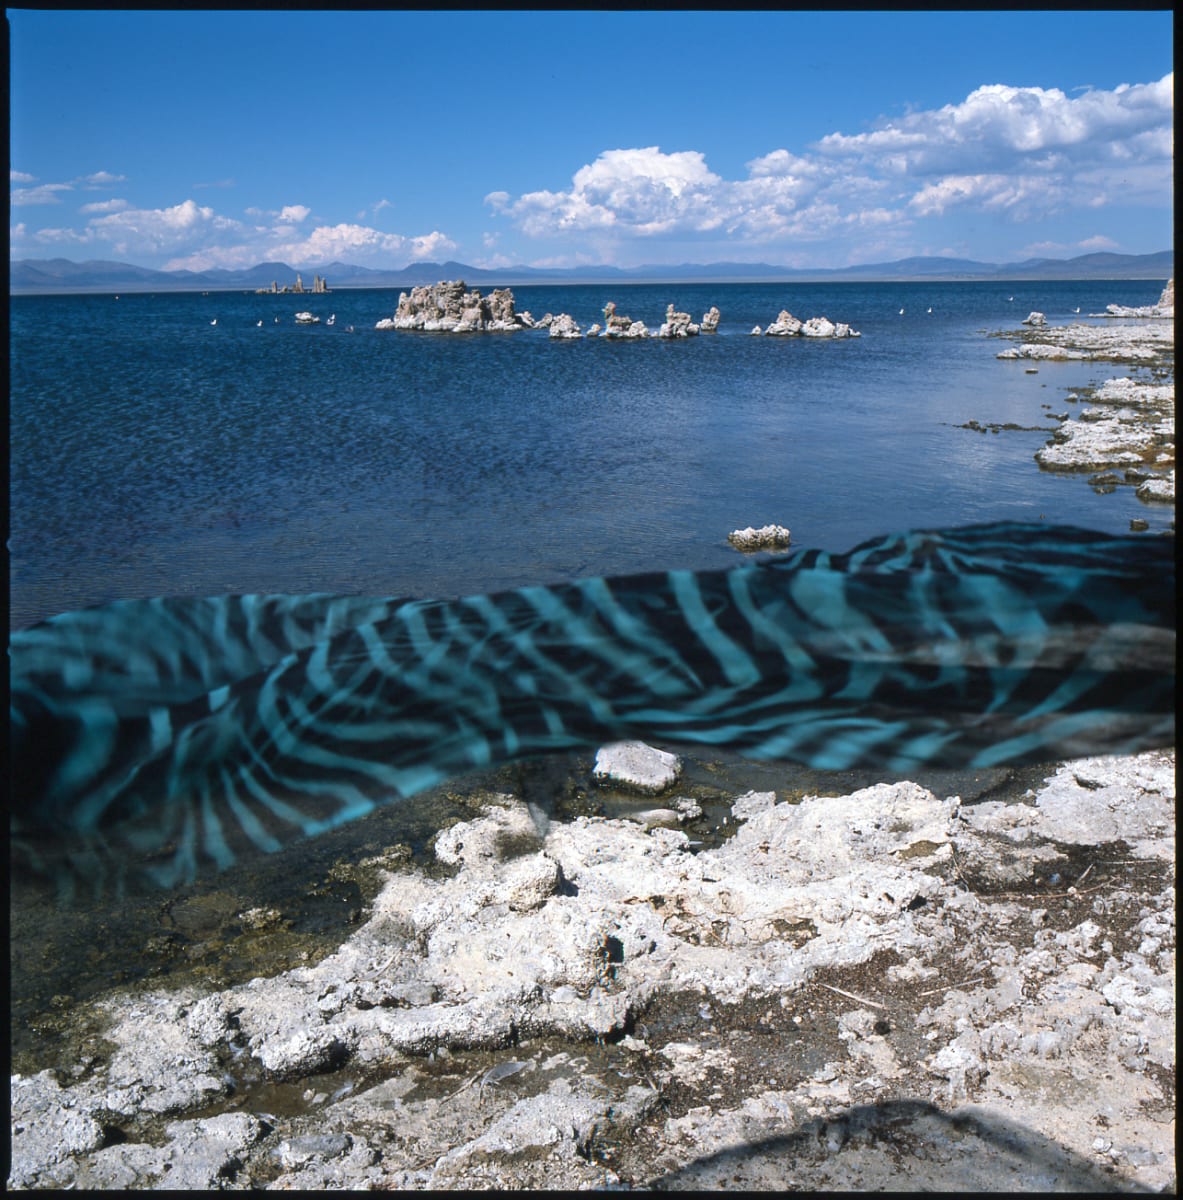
[10,278,1170,628]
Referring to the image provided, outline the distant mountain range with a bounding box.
[9,249,1173,293]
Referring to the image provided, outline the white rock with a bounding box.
[1136,471,1174,502]
[592,741,682,793]
[548,313,583,339]
[728,524,791,551]
[764,310,803,336]
[731,790,777,820]
[1035,417,1171,469]
[801,316,837,338]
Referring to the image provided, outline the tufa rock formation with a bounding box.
[761,310,859,338]
[728,524,792,551]
[657,304,700,338]
[375,281,531,332]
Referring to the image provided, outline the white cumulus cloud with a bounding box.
[88,199,245,257]
[486,74,1172,261]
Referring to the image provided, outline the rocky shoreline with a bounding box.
[993,279,1175,519]
[9,740,1176,1191]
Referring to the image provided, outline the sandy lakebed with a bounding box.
[9,295,1175,1191]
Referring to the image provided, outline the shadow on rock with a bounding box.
[649,1098,1152,1192]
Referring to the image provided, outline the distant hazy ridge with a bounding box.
[9,250,1173,293]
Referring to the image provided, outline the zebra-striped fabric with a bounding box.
[10,522,1175,896]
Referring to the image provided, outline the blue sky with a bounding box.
[8,9,1174,272]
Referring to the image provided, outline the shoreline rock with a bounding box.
[592,741,682,794]
[1095,278,1174,319]
[9,750,1175,1190]
[994,309,1176,507]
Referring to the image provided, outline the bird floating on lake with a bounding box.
[899,308,905,315]
[927,307,933,314]
[1073,307,1081,314]
[256,320,263,327]
[327,314,336,326]
[210,318,217,326]
[9,522,1174,899]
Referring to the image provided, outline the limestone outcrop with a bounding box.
[601,301,649,339]
[374,287,859,340]
[762,310,859,338]
[727,524,792,551]
[12,750,1173,1190]
[375,281,530,332]
[763,310,803,336]
[1021,312,1047,327]
[1098,279,1174,319]
[657,304,699,339]
[548,313,583,339]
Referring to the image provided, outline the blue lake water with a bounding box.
[8,278,1171,629]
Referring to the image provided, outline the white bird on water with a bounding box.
[1073,307,1081,314]
[899,308,905,315]
[327,314,336,326]
[927,307,933,314]
[256,320,263,327]
[210,318,217,326]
